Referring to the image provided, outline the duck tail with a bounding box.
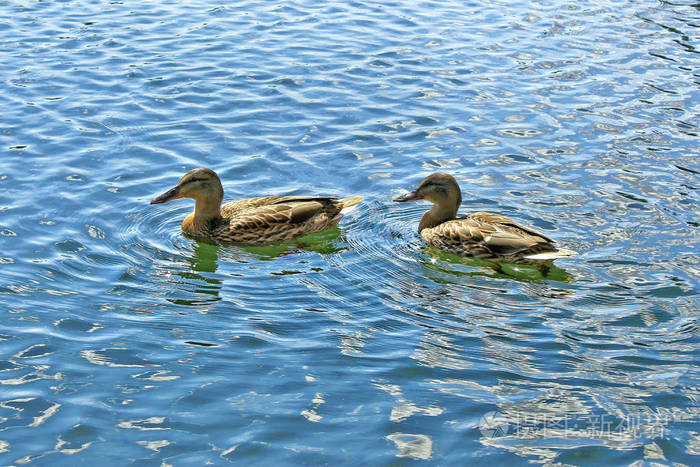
[338,195,363,214]
[524,248,577,261]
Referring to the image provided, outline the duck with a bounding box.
[150,168,363,244]
[394,172,576,265]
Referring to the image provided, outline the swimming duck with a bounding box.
[150,168,362,244]
[394,173,576,265]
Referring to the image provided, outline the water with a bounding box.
[1,0,698,464]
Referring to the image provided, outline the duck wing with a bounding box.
[425,213,557,257]
[466,211,555,243]
[214,197,343,243]
[221,196,339,217]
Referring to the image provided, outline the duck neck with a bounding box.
[185,197,223,235]
[418,203,457,232]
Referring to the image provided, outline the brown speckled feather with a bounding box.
[421,212,560,264]
[220,196,338,218]
[205,197,347,244]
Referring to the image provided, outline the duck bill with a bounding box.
[150,186,183,204]
[393,190,423,202]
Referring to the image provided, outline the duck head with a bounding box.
[394,172,462,207]
[394,173,462,230]
[150,168,224,207]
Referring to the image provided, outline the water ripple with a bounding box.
[0,0,699,464]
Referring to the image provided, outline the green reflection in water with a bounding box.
[210,225,345,259]
[422,247,573,283]
[171,227,345,307]
[188,241,220,273]
[168,241,223,307]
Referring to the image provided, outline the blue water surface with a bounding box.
[1,0,699,464]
